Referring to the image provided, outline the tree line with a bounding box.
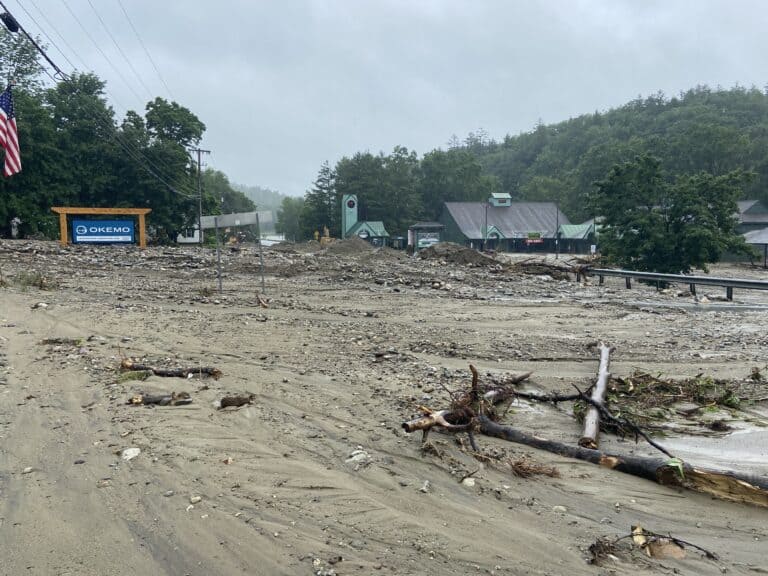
[0,30,254,241]
[283,85,763,272]
[277,146,498,241]
[286,86,768,236]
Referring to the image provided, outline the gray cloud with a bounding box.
[16,0,768,194]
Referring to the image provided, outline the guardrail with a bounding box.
[586,268,768,301]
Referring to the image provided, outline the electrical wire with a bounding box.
[58,0,145,105]
[84,0,154,100]
[6,2,202,198]
[25,0,87,71]
[8,0,78,72]
[2,1,202,199]
[115,0,175,101]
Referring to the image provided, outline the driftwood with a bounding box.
[402,363,768,507]
[218,394,255,409]
[128,391,192,406]
[579,342,612,449]
[574,385,674,458]
[479,415,768,508]
[121,358,222,380]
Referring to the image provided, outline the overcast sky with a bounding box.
[12,0,768,195]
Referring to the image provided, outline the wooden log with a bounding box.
[127,392,192,406]
[579,342,611,449]
[478,415,768,508]
[121,358,222,380]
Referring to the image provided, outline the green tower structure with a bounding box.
[341,194,358,238]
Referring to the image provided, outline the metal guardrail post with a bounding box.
[588,268,768,298]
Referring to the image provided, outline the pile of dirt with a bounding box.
[322,236,375,256]
[270,240,321,253]
[418,242,499,266]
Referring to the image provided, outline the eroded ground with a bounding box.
[0,239,766,576]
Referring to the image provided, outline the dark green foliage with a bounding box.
[203,169,255,215]
[591,155,752,273]
[301,160,337,238]
[0,59,215,241]
[276,196,304,241]
[297,147,493,240]
[233,183,286,214]
[475,86,768,220]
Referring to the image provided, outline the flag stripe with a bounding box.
[0,86,21,176]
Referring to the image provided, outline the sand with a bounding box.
[0,240,766,576]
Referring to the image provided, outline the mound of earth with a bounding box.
[322,236,375,255]
[418,242,499,266]
[271,240,321,253]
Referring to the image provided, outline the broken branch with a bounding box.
[478,415,768,508]
[579,341,612,449]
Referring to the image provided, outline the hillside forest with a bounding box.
[288,85,768,244]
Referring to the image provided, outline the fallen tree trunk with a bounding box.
[127,392,192,406]
[478,415,768,508]
[580,342,611,449]
[121,358,222,380]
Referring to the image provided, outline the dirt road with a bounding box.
[0,240,766,575]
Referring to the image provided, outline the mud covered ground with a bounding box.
[0,239,766,576]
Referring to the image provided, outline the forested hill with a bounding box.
[469,86,768,222]
[233,183,287,214]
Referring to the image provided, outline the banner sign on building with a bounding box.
[72,219,135,244]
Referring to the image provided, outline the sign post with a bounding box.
[51,207,151,248]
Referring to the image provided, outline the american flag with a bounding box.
[0,86,21,176]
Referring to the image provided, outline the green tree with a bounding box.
[276,196,304,241]
[379,146,420,235]
[591,155,751,273]
[417,149,498,220]
[0,29,45,93]
[203,169,255,214]
[145,98,205,147]
[301,161,337,238]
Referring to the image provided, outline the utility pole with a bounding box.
[189,147,210,244]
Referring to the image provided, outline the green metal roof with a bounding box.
[558,222,595,239]
[348,220,390,238]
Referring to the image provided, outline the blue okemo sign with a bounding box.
[72,219,135,244]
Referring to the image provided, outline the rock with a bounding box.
[74,459,85,465]
[121,447,141,461]
[163,490,175,497]
[345,449,371,465]
[552,505,567,514]
[420,480,431,493]
[21,466,33,474]
[190,495,202,504]
[461,477,476,487]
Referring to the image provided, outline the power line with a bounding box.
[58,0,145,105]
[1,2,202,199]
[84,0,154,100]
[8,0,78,73]
[116,0,175,101]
